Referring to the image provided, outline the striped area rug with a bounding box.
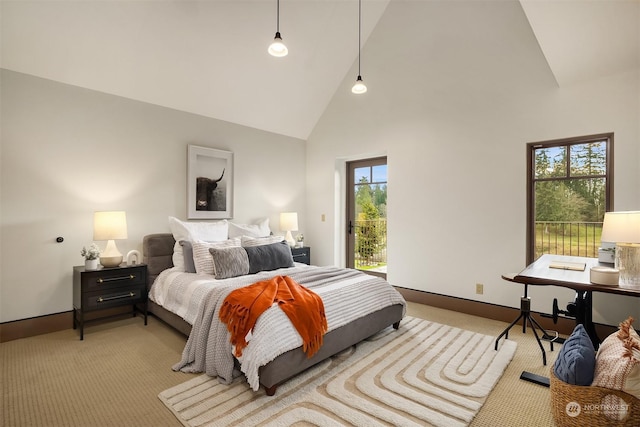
[159,316,517,426]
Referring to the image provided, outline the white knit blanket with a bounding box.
[150,265,406,390]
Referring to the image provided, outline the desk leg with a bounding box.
[575,291,600,349]
[495,295,555,366]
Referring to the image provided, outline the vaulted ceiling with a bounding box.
[2,1,638,140]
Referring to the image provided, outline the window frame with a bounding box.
[526,133,614,264]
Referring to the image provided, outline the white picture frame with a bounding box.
[187,145,234,219]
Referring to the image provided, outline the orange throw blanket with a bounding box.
[219,275,328,359]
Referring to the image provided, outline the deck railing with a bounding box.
[353,220,602,268]
[354,219,387,268]
[534,221,603,259]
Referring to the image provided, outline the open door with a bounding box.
[346,157,387,278]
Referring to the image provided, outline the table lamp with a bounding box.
[93,211,128,267]
[600,211,640,285]
[280,212,298,248]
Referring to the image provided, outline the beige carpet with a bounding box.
[0,302,558,427]
[159,316,517,426]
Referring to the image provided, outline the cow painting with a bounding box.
[196,169,225,211]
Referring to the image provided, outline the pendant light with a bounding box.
[352,0,367,94]
[268,0,288,57]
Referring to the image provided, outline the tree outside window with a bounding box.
[353,164,387,269]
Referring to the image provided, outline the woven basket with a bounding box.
[550,370,640,427]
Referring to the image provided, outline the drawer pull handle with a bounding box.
[97,292,136,303]
[97,274,135,284]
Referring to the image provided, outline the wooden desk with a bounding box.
[503,254,640,387]
[512,254,640,348]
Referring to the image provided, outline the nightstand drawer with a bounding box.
[82,266,146,292]
[291,247,311,265]
[82,285,146,311]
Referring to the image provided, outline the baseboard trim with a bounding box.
[396,286,617,340]
[0,306,134,343]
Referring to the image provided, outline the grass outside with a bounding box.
[535,222,602,259]
[356,262,387,271]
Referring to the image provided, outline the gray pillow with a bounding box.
[209,246,250,279]
[245,240,294,274]
[179,240,196,273]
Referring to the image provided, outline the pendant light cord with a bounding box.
[276,0,280,33]
[357,0,362,76]
[351,0,366,93]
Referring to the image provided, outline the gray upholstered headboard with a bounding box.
[142,233,175,289]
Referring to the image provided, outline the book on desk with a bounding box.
[549,260,587,271]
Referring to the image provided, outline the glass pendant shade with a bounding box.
[352,75,367,94]
[268,32,288,57]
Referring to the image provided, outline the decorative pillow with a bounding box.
[179,241,196,273]
[592,317,640,399]
[240,235,284,247]
[209,246,250,279]
[168,216,229,271]
[244,240,294,274]
[553,324,596,385]
[192,239,241,275]
[228,218,271,239]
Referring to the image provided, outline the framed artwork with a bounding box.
[187,145,234,219]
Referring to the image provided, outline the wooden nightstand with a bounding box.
[291,246,311,265]
[72,264,147,340]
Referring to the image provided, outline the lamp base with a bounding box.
[100,239,123,267]
[284,231,296,248]
[100,255,123,268]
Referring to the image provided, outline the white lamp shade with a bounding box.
[600,211,640,244]
[93,211,128,241]
[280,212,298,231]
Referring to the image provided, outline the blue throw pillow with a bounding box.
[553,324,596,385]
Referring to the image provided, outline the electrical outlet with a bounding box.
[476,283,484,295]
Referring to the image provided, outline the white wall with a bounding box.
[306,1,640,326]
[0,70,306,323]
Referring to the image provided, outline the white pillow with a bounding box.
[168,216,229,271]
[228,218,270,239]
[241,235,284,247]
[192,239,241,275]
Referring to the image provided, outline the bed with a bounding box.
[143,232,406,395]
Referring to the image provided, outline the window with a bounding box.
[526,133,613,263]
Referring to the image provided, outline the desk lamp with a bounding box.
[600,211,640,285]
[93,211,128,267]
[280,212,298,248]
